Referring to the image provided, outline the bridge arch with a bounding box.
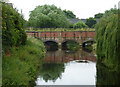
[82,39,95,47]
[44,40,58,51]
[61,40,79,50]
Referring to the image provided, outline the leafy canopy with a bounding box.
[95,8,119,69]
[94,13,103,18]
[86,17,97,28]
[63,10,76,19]
[73,21,88,28]
[28,4,70,28]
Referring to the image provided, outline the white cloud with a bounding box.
[9,0,119,20]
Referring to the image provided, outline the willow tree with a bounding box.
[95,8,120,70]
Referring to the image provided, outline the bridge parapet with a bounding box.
[26,31,95,45]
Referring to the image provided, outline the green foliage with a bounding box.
[73,21,88,29]
[25,28,95,32]
[86,17,97,28]
[94,13,103,18]
[28,4,70,28]
[95,8,120,69]
[104,8,118,17]
[2,2,27,50]
[2,37,46,85]
[63,10,76,19]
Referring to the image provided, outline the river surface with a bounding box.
[35,49,97,85]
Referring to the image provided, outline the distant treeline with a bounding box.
[25,4,101,29]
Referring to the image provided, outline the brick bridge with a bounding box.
[26,31,95,46]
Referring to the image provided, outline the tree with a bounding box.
[94,13,103,18]
[63,10,76,19]
[73,21,88,28]
[85,17,97,28]
[28,5,70,28]
[95,8,119,69]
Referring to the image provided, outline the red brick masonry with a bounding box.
[26,31,95,38]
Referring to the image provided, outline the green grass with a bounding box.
[2,37,46,86]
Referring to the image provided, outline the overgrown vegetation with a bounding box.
[95,8,120,70]
[2,2,46,86]
[25,28,95,32]
[2,2,27,51]
[2,37,46,85]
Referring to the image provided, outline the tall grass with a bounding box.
[2,37,46,86]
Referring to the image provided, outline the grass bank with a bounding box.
[2,37,46,86]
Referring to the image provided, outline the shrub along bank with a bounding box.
[2,2,27,52]
[2,37,46,86]
[2,2,46,86]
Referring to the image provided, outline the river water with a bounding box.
[35,49,97,85]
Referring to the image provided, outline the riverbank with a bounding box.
[2,37,46,86]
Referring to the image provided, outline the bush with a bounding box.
[2,2,27,50]
[73,21,88,29]
[86,17,97,28]
[2,37,46,85]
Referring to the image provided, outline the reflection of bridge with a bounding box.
[44,50,96,63]
[26,31,95,45]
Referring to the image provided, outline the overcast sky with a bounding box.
[9,0,119,20]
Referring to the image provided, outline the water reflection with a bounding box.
[35,49,120,86]
[96,62,120,86]
[38,63,64,82]
[44,49,96,63]
[36,49,96,85]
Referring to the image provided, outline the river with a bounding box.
[35,49,97,85]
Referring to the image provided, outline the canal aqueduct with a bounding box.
[26,31,96,49]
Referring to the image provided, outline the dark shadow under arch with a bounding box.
[44,40,58,51]
[82,40,95,47]
[61,40,79,50]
